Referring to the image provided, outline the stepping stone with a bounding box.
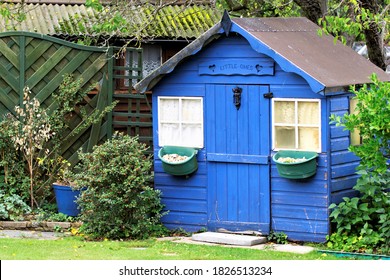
[192,232,266,246]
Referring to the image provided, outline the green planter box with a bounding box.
[158,146,198,176]
[272,150,318,179]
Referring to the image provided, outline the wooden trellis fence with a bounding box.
[0,32,151,164]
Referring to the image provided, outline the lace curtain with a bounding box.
[126,44,162,86]
[158,97,203,148]
[274,100,320,151]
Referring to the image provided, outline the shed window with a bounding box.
[272,99,321,152]
[158,97,203,148]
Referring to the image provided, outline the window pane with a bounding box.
[182,124,203,147]
[159,123,180,146]
[159,99,179,122]
[298,127,319,151]
[182,99,202,122]
[298,102,319,125]
[274,101,295,123]
[275,126,295,149]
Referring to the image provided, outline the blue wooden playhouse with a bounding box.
[135,13,390,242]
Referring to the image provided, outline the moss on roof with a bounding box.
[0,2,222,39]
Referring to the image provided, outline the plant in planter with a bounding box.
[48,158,84,217]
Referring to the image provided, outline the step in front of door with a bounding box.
[192,232,267,246]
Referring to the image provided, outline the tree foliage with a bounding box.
[328,75,390,255]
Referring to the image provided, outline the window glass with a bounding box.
[274,101,295,123]
[273,99,321,152]
[298,102,319,125]
[275,126,296,149]
[159,99,179,122]
[158,97,203,148]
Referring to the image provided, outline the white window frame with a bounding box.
[158,96,204,148]
[272,98,321,152]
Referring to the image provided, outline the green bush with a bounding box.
[329,74,390,255]
[72,133,167,240]
[0,190,31,221]
[328,171,390,254]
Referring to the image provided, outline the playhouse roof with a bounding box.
[0,0,221,39]
[135,13,390,94]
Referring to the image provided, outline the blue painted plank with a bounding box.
[271,178,328,194]
[331,189,360,204]
[331,162,359,178]
[271,205,328,220]
[330,137,350,151]
[272,191,328,207]
[330,96,349,111]
[162,198,207,213]
[272,217,329,234]
[331,175,359,192]
[161,212,207,226]
[331,150,360,165]
[156,186,206,200]
[270,84,321,99]
[273,230,327,243]
[330,125,349,138]
[207,153,268,164]
[153,84,205,97]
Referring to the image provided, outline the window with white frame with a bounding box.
[272,98,321,152]
[158,97,203,148]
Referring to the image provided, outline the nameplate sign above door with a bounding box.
[198,58,274,76]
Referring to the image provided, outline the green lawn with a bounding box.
[0,236,344,260]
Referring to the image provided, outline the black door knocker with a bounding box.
[232,86,242,110]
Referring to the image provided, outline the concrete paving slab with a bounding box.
[272,244,314,254]
[159,236,315,254]
[192,232,267,246]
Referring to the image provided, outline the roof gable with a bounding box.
[135,13,390,94]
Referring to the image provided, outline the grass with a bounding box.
[0,236,345,260]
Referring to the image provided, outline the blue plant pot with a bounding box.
[53,184,83,217]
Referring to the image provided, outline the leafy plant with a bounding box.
[328,171,390,254]
[267,231,288,244]
[0,190,31,221]
[1,74,117,210]
[72,133,166,240]
[329,74,390,255]
[8,87,54,209]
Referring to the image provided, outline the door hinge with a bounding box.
[263,92,273,99]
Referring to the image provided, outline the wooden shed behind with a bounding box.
[135,13,390,242]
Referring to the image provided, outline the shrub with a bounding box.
[328,170,390,254]
[329,74,390,255]
[0,190,31,221]
[72,133,166,240]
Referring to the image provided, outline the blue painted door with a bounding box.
[206,84,270,233]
